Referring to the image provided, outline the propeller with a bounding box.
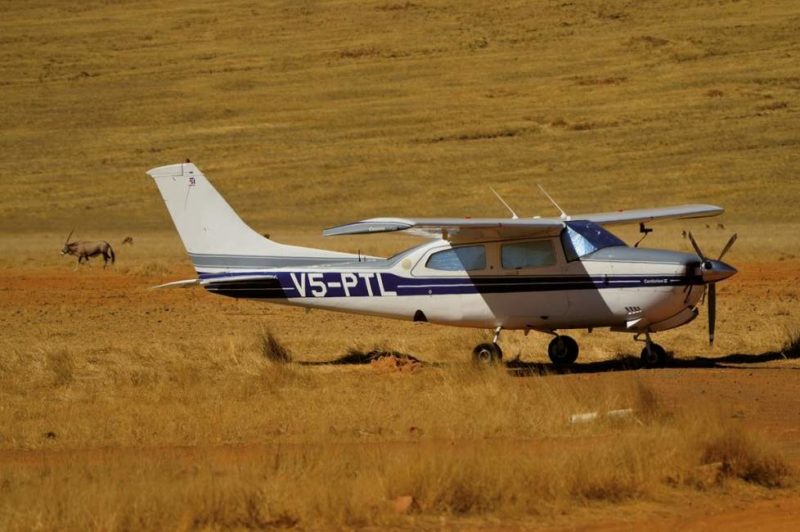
[708,282,716,345]
[717,233,737,261]
[687,232,737,345]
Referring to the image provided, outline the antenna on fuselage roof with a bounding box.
[490,187,519,219]
[537,184,570,221]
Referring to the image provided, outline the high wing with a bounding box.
[323,217,564,242]
[323,204,722,243]
[575,204,723,226]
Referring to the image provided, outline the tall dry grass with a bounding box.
[0,356,791,529]
[781,328,800,359]
[259,329,293,364]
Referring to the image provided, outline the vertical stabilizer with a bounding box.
[147,162,359,273]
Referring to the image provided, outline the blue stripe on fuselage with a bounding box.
[201,271,704,299]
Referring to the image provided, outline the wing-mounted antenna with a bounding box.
[490,187,519,219]
[537,185,570,220]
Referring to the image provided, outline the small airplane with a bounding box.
[147,161,737,368]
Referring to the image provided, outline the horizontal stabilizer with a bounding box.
[150,279,200,289]
[151,274,281,291]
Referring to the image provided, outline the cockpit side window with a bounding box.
[561,221,627,261]
[425,245,486,271]
[501,240,555,269]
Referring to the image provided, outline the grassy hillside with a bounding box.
[1,0,798,244]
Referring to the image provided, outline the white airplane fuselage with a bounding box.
[198,238,708,334]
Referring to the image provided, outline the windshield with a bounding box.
[561,221,626,261]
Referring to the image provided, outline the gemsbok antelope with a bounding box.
[60,230,116,267]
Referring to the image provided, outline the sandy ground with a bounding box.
[2,259,799,529]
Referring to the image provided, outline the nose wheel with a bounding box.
[640,342,666,368]
[548,335,579,366]
[637,332,667,368]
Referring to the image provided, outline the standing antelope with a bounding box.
[60,230,116,267]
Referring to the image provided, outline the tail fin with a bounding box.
[147,162,358,274]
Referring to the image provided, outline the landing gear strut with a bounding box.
[638,332,667,368]
[548,335,579,366]
[472,326,504,364]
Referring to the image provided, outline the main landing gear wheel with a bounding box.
[472,342,503,365]
[640,343,667,368]
[548,335,579,366]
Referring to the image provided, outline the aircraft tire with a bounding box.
[472,342,503,365]
[640,343,667,368]
[548,335,579,366]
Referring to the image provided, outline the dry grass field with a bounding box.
[2,0,800,529]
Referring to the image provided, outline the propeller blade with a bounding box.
[687,231,705,260]
[708,283,716,345]
[717,233,738,261]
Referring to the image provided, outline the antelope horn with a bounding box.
[65,228,75,245]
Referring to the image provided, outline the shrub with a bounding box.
[781,328,800,359]
[47,349,74,386]
[259,330,292,364]
[702,428,790,487]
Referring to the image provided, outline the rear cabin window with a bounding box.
[501,240,556,269]
[425,246,486,271]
